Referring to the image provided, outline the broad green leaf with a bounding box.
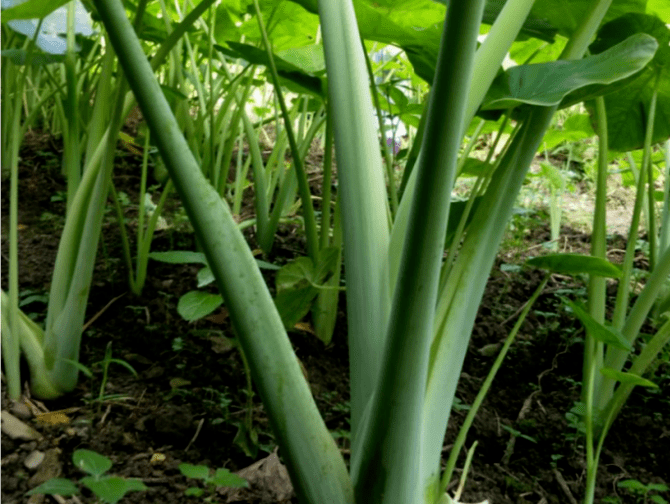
[26,478,79,496]
[532,0,646,39]
[647,0,670,23]
[215,42,324,97]
[585,13,670,151]
[179,463,211,481]
[444,198,482,251]
[564,300,632,351]
[177,291,223,322]
[149,251,207,265]
[482,33,658,110]
[277,45,326,74]
[73,449,112,477]
[1,0,70,22]
[540,113,595,151]
[600,367,659,388]
[212,468,248,488]
[526,254,622,278]
[459,158,495,177]
[80,476,146,504]
[274,250,338,328]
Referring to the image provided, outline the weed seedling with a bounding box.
[178,462,248,500]
[26,449,146,504]
[618,479,669,504]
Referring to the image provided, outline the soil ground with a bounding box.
[2,131,669,504]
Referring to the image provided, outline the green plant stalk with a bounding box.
[612,153,647,333]
[317,0,392,442]
[584,96,608,458]
[453,441,478,502]
[350,2,486,503]
[320,108,335,249]
[5,57,23,400]
[363,36,399,216]
[268,112,327,235]
[44,72,128,392]
[252,0,320,262]
[92,2,353,503]
[424,105,557,481]
[313,197,343,344]
[584,316,670,504]
[600,244,670,409]
[3,24,46,399]
[398,96,428,200]
[441,275,549,491]
[645,90,659,270]
[464,0,536,127]
[660,139,670,255]
[64,0,81,212]
[1,291,60,398]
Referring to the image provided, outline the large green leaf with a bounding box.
[526,253,622,278]
[540,113,595,150]
[1,0,70,22]
[215,42,324,97]
[532,0,646,39]
[585,13,670,151]
[481,33,658,110]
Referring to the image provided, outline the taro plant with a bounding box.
[526,12,670,504]
[5,1,666,504]
[0,0,218,399]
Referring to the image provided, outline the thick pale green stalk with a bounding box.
[584,97,608,458]
[317,0,391,441]
[44,76,126,391]
[424,0,614,484]
[465,0,535,127]
[424,105,557,481]
[351,3,486,503]
[92,2,353,503]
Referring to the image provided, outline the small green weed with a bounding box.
[178,462,248,501]
[618,479,669,504]
[26,449,146,504]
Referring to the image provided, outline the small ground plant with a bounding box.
[26,449,146,504]
[178,462,248,500]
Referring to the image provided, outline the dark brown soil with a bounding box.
[2,132,669,504]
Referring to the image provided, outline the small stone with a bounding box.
[10,402,32,420]
[24,450,45,470]
[1,411,42,441]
